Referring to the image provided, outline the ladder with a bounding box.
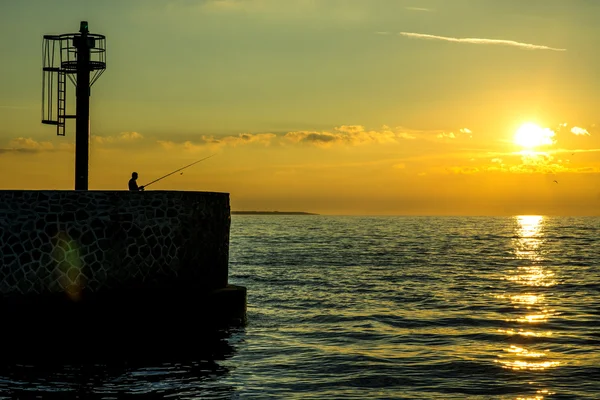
[57,70,66,136]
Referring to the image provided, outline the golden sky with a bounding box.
[1,0,599,215]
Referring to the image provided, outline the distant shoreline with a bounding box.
[231,211,319,215]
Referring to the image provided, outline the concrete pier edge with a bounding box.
[0,190,247,355]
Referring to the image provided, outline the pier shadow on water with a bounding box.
[0,292,245,398]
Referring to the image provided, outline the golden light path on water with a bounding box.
[495,216,561,399]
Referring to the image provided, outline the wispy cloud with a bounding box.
[398,32,566,51]
[405,7,433,12]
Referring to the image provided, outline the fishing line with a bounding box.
[143,154,216,189]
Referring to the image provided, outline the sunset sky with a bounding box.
[1,0,599,215]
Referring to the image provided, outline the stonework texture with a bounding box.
[0,190,230,297]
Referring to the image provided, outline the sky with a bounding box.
[1,0,600,215]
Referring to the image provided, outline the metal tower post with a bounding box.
[74,21,91,191]
[42,21,106,190]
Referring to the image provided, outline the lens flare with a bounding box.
[52,231,85,301]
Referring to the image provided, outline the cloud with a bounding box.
[443,151,563,175]
[158,132,277,152]
[448,166,480,174]
[0,148,38,154]
[405,7,432,12]
[285,132,339,146]
[221,133,276,146]
[555,122,569,133]
[155,124,474,152]
[571,127,590,136]
[434,143,600,176]
[436,132,456,140]
[9,138,54,150]
[94,131,144,144]
[157,140,176,150]
[121,132,144,140]
[432,128,473,142]
[398,32,566,51]
[284,125,416,148]
[200,132,276,148]
[0,137,72,154]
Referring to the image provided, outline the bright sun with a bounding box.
[514,123,555,149]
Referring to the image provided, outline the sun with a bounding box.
[514,123,555,149]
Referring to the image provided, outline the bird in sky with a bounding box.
[553,180,558,184]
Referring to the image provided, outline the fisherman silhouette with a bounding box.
[128,172,144,191]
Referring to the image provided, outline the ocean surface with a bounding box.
[1,215,599,399]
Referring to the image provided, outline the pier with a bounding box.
[0,190,246,359]
[0,21,246,360]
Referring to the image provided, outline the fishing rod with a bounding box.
[143,154,216,189]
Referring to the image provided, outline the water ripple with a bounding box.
[1,215,599,399]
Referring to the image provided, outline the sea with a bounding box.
[1,215,599,399]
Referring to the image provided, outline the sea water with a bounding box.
[1,215,599,399]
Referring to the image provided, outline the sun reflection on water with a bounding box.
[505,345,546,358]
[507,266,557,287]
[510,294,541,305]
[514,310,555,324]
[496,344,560,371]
[512,215,545,262]
[497,328,553,338]
[515,389,556,400]
[496,215,562,377]
[516,215,544,235]
[497,359,560,371]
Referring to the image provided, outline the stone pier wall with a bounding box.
[0,190,230,299]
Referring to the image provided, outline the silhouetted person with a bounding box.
[129,172,144,191]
